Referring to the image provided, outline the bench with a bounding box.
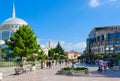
[14,67,26,75]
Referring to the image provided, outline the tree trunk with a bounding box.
[41,61,44,69]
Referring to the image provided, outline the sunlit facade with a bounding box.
[0,3,28,40]
[86,26,120,55]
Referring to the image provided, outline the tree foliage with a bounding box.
[6,25,38,61]
[37,46,46,62]
[48,48,55,60]
[54,42,65,59]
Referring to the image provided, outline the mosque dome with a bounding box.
[0,3,29,41]
[1,17,28,25]
[1,3,28,26]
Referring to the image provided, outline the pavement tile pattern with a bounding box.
[1,63,120,81]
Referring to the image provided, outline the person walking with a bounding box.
[46,60,48,68]
[48,61,52,69]
[98,59,103,72]
[103,60,107,71]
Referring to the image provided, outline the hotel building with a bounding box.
[86,26,120,55]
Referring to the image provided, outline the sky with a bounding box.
[0,0,120,52]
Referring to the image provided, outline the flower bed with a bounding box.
[56,67,89,76]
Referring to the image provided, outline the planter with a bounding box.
[56,70,89,76]
[0,72,2,80]
[70,70,89,76]
[57,67,89,76]
[56,70,71,75]
[30,66,36,71]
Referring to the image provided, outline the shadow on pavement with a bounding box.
[90,69,120,78]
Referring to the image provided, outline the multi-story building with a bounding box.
[86,26,120,55]
[65,51,81,60]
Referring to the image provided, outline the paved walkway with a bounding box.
[1,63,120,81]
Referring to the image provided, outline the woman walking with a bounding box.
[103,60,107,71]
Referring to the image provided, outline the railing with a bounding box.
[0,61,38,67]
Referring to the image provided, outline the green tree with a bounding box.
[96,54,103,59]
[48,48,55,60]
[114,54,120,65]
[54,42,65,59]
[6,25,38,61]
[37,46,46,69]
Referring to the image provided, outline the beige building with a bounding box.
[65,51,81,60]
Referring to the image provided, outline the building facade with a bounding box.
[65,51,81,60]
[0,3,28,40]
[87,26,120,55]
[0,3,28,59]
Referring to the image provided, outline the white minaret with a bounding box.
[12,2,16,18]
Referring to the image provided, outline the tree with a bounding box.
[54,42,65,59]
[114,54,120,65]
[96,54,103,60]
[6,25,38,61]
[48,48,55,60]
[37,46,46,69]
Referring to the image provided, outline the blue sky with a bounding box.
[0,0,120,52]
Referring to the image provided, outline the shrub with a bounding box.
[61,67,88,71]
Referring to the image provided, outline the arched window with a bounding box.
[2,31,9,40]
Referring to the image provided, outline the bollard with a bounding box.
[0,72,2,81]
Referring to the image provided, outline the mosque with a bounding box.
[0,3,28,59]
[0,3,28,40]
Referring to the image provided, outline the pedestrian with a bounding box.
[48,61,52,68]
[59,60,61,65]
[98,59,103,72]
[118,60,120,70]
[65,59,68,66]
[46,60,48,68]
[103,60,107,71]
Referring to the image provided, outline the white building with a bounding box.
[0,3,28,40]
[0,3,28,59]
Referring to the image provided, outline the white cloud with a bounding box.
[45,40,86,52]
[64,42,86,52]
[89,0,100,7]
[41,44,46,48]
[89,0,120,8]
[38,38,86,53]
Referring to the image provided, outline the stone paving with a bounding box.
[1,63,120,81]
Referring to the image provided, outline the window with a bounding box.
[108,33,114,40]
[116,47,120,51]
[2,31,9,40]
[108,41,113,45]
[11,32,14,37]
[116,40,120,44]
[116,32,120,38]
[101,35,104,40]
[97,36,100,41]
[104,35,107,40]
